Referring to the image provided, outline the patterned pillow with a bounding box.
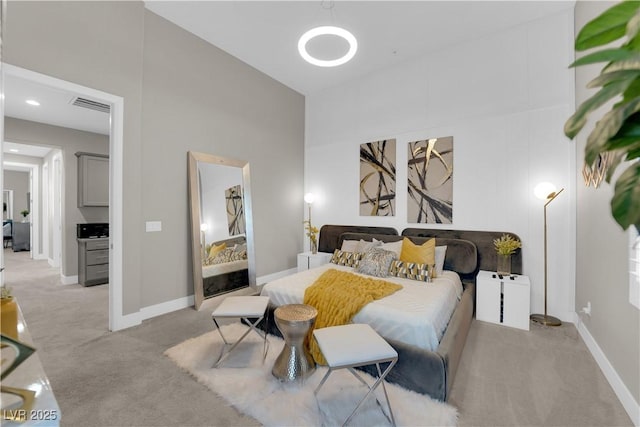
[389,260,433,282]
[330,249,362,268]
[355,248,397,278]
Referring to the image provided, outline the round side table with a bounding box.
[272,303,318,382]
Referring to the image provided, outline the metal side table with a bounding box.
[272,304,317,382]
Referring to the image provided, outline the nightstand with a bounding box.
[476,270,530,331]
[297,251,332,272]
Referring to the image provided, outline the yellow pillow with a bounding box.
[400,237,435,265]
[208,242,227,259]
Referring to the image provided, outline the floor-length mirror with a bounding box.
[188,151,255,310]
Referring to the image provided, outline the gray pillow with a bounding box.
[355,248,397,278]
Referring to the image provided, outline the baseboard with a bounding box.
[257,267,297,286]
[33,253,47,261]
[110,267,296,331]
[140,295,195,321]
[574,312,640,426]
[60,274,78,285]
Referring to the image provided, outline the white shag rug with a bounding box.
[164,323,458,427]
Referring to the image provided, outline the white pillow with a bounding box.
[340,240,359,252]
[435,246,447,277]
[379,240,402,258]
[356,239,381,253]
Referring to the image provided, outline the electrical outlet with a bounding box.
[582,301,591,316]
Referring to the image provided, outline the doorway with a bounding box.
[2,64,125,331]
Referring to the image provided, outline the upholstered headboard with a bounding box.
[338,232,478,281]
[402,228,522,276]
[318,224,398,253]
[213,235,246,247]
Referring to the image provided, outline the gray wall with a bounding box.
[4,118,109,278]
[4,1,304,312]
[574,1,640,405]
[3,170,29,220]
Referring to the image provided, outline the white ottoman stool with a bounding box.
[313,323,398,426]
[211,296,270,367]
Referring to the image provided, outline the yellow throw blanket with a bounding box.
[304,268,402,364]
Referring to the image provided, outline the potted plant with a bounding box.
[0,286,18,339]
[493,234,522,275]
[565,1,640,231]
[20,210,29,222]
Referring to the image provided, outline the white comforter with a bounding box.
[260,263,463,351]
[202,259,248,278]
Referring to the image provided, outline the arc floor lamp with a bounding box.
[530,182,564,327]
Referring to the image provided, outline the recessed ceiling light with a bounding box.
[298,26,357,67]
[9,149,19,153]
[26,99,40,106]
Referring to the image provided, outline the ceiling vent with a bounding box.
[70,97,110,114]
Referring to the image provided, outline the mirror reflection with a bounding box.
[188,151,255,310]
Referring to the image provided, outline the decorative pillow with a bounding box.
[330,249,362,268]
[389,260,431,282]
[435,245,447,277]
[379,240,403,258]
[233,243,247,254]
[356,239,381,253]
[355,248,397,278]
[208,242,227,259]
[340,240,359,252]
[400,237,435,265]
[211,247,235,264]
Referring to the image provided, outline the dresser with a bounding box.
[77,238,109,286]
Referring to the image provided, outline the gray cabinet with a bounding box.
[13,222,30,252]
[78,238,109,286]
[76,152,109,207]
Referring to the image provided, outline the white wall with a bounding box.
[305,10,576,320]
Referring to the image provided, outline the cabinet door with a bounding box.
[503,281,530,330]
[78,154,109,207]
[308,253,331,269]
[297,254,309,272]
[476,277,501,324]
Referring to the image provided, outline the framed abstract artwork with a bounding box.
[225,184,246,235]
[407,136,453,224]
[360,139,396,216]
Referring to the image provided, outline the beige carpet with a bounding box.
[3,248,633,426]
[165,323,458,427]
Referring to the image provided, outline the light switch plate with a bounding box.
[145,221,162,232]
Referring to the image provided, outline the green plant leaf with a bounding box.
[603,57,640,72]
[605,151,625,182]
[565,80,632,138]
[571,48,639,67]
[626,8,640,39]
[585,97,640,164]
[588,69,640,88]
[576,1,640,51]
[622,75,640,99]
[611,161,640,229]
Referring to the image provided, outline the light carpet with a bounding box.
[165,323,458,427]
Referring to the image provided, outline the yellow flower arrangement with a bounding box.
[304,220,319,245]
[493,234,522,256]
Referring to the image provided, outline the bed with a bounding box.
[202,236,249,298]
[260,225,522,401]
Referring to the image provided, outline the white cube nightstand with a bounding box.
[476,270,530,331]
[297,251,332,272]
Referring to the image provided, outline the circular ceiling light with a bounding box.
[298,26,357,67]
[26,99,40,106]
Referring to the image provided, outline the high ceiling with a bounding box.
[145,1,575,95]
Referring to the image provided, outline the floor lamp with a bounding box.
[530,182,564,327]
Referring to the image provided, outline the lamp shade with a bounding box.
[304,193,315,204]
[534,182,557,200]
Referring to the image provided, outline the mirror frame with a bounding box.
[187,151,256,310]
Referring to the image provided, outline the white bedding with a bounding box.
[260,263,463,351]
[202,259,248,278]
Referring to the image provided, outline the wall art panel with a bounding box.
[360,139,396,216]
[407,136,453,224]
